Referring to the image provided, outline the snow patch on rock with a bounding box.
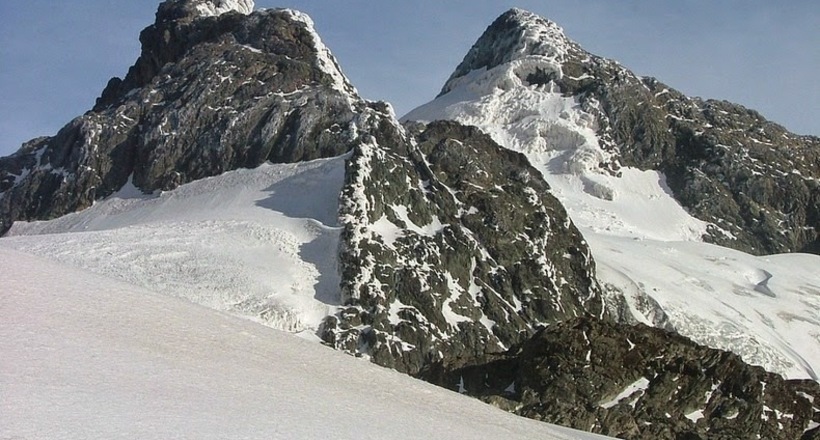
[195,0,254,17]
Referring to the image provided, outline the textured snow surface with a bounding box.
[0,248,611,440]
[195,0,254,17]
[4,157,347,336]
[403,19,820,380]
[591,233,820,380]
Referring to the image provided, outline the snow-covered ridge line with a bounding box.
[195,0,254,17]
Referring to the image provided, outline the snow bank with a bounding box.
[0,248,610,440]
[4,156,347,336]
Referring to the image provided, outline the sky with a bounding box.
[0,1,817,156]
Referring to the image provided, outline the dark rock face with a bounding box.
[440,8,820,255]
[1,1,361,234]
[321,120,604,375]
[424,317,820,440]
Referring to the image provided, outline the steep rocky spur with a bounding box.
[322,119,604,374]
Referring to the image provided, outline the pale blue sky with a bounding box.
[1,1,817,156]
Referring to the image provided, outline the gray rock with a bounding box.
[423,317,820,440]
[322,119,605,375]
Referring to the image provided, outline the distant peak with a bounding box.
[439,8,573,95]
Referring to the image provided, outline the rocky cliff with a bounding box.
[322,119,605,374]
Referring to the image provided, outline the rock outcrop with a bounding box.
[423,317,820,440]
[321,119,605,374]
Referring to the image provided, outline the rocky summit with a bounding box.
[423,8,820,256]
[1,3,819,440]
[0,0,364,234]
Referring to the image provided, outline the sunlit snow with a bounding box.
[0,248,610,440]
[3,156,347,337]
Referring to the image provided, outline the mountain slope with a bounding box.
[0,247,611,440]
[1,0,605,378]
[404,8,820,380]
[323,119,604,374]
[3,156,345,335]
[425,317,820,440]
[2,3,819,439]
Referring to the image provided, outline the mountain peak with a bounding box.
[439,8,572,96]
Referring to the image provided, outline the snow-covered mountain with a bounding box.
[404,8,820,382]
[2,2,819,439]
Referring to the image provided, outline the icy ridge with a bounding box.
[195,0,254,17]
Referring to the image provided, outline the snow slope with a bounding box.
[403,22,820,380]
[3,156,348,337]
[0,247,610,440]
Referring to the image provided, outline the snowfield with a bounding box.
[0,247,610,440]
[403,27,820,380]
[3,156,348,337]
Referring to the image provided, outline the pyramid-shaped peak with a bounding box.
[438,8,576,96]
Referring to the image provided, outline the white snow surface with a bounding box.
[3,156,347,337]
[195,0,254,17]
[403,29,820,380]
[0,248,611,440]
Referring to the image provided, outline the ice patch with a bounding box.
[195,0,254,17]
